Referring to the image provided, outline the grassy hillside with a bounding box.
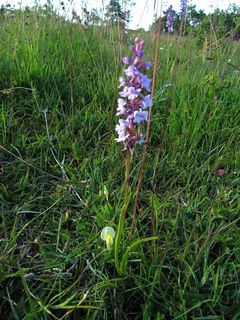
[0,9,240,319]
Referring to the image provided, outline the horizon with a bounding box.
[0,0,238,30]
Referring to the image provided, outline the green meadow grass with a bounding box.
[0,9,240,319]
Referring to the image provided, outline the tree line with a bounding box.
[1,1,239,41]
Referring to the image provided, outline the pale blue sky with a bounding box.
[130,0,238,30]
[0,0,238,30]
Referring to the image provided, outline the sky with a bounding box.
[0,0,238,30]
[129,0,238,30]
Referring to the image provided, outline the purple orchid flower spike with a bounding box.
[180,0,187,20]
[115,38,153,153]
[166,5,174,32]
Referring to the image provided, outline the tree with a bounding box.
[105,0,130,24]
[197,4,240,42]
[105,0,122,22]
[89,8,102,25]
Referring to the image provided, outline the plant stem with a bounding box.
[114,151,131,273]
[131,1,162,236]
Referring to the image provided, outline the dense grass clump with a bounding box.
[0,8,240,320]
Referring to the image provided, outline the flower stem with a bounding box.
[131,5,162,236]
[114,151,131,273]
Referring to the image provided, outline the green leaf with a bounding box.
[120,236,158,274]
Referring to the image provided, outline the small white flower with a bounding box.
[115,119,130,142]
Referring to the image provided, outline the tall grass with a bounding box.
[0,7,240,319]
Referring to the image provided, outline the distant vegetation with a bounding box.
[1,1,240,40]
[155,3,240,42]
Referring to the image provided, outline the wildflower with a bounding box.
[180,0,187,19]
[119,77,126,87]
[139,74,152,91]
[124,65,140,78]
[116,98,127,115]
[166,5,174,32]
[140,95,153,108]
[115,38,152,153]
[115,119,130,142]
[101,227,116,249]
[119,86,141,100]
[145,61,152,70]
[122,56,131,64]
[133,110,148,123]
[136,50,144,58]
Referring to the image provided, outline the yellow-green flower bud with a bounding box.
[101,227,115,249]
